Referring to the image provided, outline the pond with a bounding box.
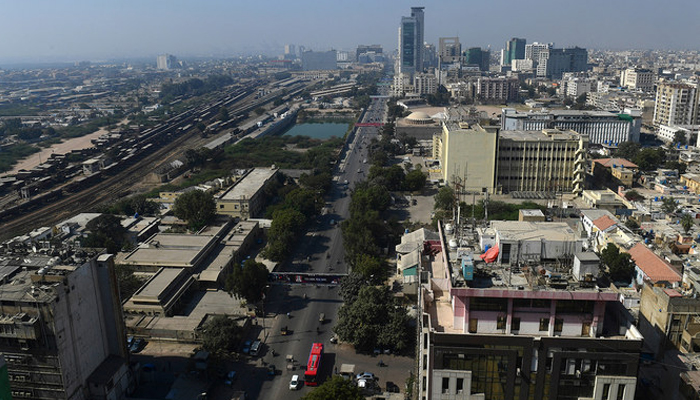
[283,122,350,140]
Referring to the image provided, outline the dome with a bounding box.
[405,111,434,125]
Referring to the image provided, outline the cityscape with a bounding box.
[2,3,700,400]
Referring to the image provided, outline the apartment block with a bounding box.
[620,68,654,91]
[497,129,587,194]
[653,81,700,127]
[476,77,520,103]
[0,251,133,399]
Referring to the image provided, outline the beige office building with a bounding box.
[217,167,278,218]
[620,67,654,91]
[497,129,587,194]
[653,81,699,127]
[433,111,498,193]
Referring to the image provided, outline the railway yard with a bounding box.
[0,76,315,240]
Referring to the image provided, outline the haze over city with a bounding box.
[2,0,700,64]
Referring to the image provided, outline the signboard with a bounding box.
[270,273,346,285]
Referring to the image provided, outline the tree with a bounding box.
[666,160,687,175]
[633,147,665,171]
[426,85,451,106]
[673,131,687,146]
[218,106,230,122]
[681,213,694,235]
[115,264,146,302]
[334,286,412,353]
[434,186,455,211]
[615,142,641,160]
[339,273,367,304]
[225,259,270,304]
[82,214,127,253]
[173,190,216,230]
[404,168,427,192]
[625,218,640,231]
[599,244,634,284]
[300,376,363,400]
[200,315,244,356]
[352,254,385,283]
[575,93,587,105]
[661,197,678,215]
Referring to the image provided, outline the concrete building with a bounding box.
[356,44,382,62]
[524,42,551,67]
[657,124,700,144]
[415,73,438,95]
[639,285,700,354]
[156,54,177,70]
[591,158,638,188]
[497,129,587,194]
[620,68,654,91]
[301,50,337,71]
[464,47,490,72]
[398,7,425,75]
[503,37,526,66]
[476,77,520,103]
[216,167,279,219]
[419,222,643,400]
[501,108,642,145]
[432,113,498,193]
[540,47,588,79]
[510,58,534,73]
[562,76,595,98]
[628,242,682,288]
[0,251,133,399]
[438,37,462,65]
[653,81,700,127]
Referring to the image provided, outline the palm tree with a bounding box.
[681,213,695,235]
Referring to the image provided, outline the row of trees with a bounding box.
[159,75,234,102]
[366,164,426,193]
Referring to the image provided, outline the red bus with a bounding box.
[304,342,324,386]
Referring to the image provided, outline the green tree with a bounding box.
[353,254,385,283]
[300,376,363,400]
[200,315,244,356]
[661,197,678,215]
[405,168,427,192]
[339,273,367,304]
[172,190,216,230]
[681,213,694,234]
[600,243,635,284]
[625,218,640,231]
[575,93,587,105]
[633,147,665,171]
[434,186,455,211]
[368,165,404,191]
[615,142,641,160]
[673,131,687,146]
[218,106,230,122]
[263,208,306,261]
[115,264,146,302]
[624,190,645,202]
[82,214,127,253]
[225,259,269,304]
[666,160,687,175]
[426,85,451,106]
[255,107,265,115]
[334,286,412,353]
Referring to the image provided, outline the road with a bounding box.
[252,92,388,399]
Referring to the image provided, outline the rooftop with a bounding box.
[219,167,277,201]
[628,243,681,283]
[500,129,582,141]
[490,221,578,242]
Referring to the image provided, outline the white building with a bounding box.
[620,67,654,91]
[414,73,438,95]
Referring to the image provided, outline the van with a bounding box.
[250,340,262,356]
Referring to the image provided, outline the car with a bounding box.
[329,335,338,344]
[250,340,262,356]
[224,371,237,386]
[290,374,301,390]
[241,339,252,354]
[356,372,376,381]
[129,338,145,353]
[126,336,134,347]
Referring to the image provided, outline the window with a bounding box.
[616,384,625,400]
[497,315,506,330]
[511,317,521,332]
[456,378,464,393]
[554,318,563,333]
[219,204,224,209]
[442,377,450,394]
[469,318,478,333]
[539,318,550,331]
[602,383,611,399]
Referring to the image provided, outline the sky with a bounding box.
[1,0,699,63]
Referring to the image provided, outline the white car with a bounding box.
[289,374,301,390]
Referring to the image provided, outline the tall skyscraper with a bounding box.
[503,38,526,66]
[398,6,425,75]
[438,37,461,65]
[156,54,177,70]
[465,47,490,71]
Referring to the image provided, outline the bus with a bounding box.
[304,342,324,386]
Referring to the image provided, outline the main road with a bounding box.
[251,93,387,400]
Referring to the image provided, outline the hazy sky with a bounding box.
[1,0,699,63]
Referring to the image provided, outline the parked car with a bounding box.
[129,338,145,353]
[356,372,376,381]
[250,340,262,356]
[241,339,252,354]
[225,371,236,386]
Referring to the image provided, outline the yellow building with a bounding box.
[433,113,498,193]
[681,173,700,194]
[216,167,278,219]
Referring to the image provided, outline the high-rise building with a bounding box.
[541,47,588,79]
[465,47,490,71]
[438,37,461,65]
[620,67,654,91]
[414,73,438,95]
[476,77,520,103]
[653,81,699,126]
[156,53,177,70]
[503,37,526,66]
[398,6,425,75]
[525,42,551,68]
[0,251,133,399]
[284,44,295,56]
[356,44,383,62]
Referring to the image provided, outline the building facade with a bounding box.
[476,77,520,103]
[503,38,526,66]
[620,68,654,91]
[0,252,133,399]
[465,47,490,72]
[301,50,337,71]
[501,108,641,145]
[497,129,587,194]
[216,167,279,219]
[415,73,439,95]
[398,7,425,75]
[653,81,699,127]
